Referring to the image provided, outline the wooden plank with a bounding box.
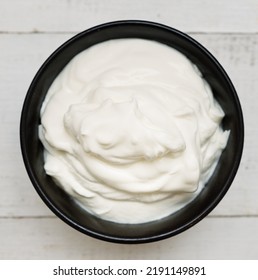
[0,0,257,33]
[0,217,257,259]
[0,34,73,217]
[0,33,257,217]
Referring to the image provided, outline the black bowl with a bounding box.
[20,20,244,244]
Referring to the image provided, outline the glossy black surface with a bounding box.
[20,20,244,243]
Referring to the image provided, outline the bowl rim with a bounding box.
[20,20,244,244]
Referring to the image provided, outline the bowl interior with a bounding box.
[20,21,244,243]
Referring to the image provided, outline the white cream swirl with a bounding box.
[39,39,229,223]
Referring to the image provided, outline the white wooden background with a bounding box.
[0,0,257,259]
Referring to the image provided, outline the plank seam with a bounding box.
[0,31,258,35]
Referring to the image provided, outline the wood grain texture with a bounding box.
[0,217,257,259]
[0,0,257,33]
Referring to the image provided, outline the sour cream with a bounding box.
[39,39,229,224]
